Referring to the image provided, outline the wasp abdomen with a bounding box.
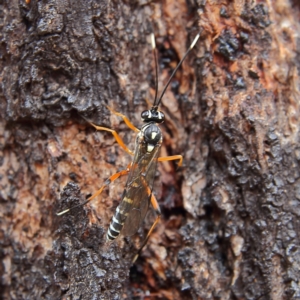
[106,207,127,241]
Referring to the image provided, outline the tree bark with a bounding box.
[1,0,300,299]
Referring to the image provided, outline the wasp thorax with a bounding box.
[142,123,162,152]
[141,109,165,123]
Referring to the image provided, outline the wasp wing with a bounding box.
[121,136,160,237]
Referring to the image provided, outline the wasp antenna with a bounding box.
[190,32,200,50]
[151,33,156,49]
[56,200,90,216]
[156,32,201,108]
[56,209,70,216]
[151,33,159,109]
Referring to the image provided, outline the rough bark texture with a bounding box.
[1,0,300,299]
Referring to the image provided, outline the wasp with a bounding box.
[57,32,200,262]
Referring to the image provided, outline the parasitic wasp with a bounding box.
[57,32,200,262]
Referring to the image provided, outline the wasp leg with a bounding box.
[158,155,183,167]
[105,105,140,133]
[132,181,161,263]
[57,165,131,216]
[87,121,134,156]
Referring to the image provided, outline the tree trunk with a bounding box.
[1,0,300,299]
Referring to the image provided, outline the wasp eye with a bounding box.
[141,110,149,120]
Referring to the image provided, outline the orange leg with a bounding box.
[132,178,161,263]
[158,155,183,167]
[105,105,140,133]
[57,165,131,216]
[84,105,139,156]
[88,121,134,156]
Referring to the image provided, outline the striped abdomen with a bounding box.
[106,206,127,241]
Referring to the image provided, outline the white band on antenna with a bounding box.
[151,33,156,49]
[190,33,200,49]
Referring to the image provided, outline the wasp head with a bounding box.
[141,109,165,124]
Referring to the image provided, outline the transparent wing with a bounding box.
[121,136,160,237]
[121,208,141,236]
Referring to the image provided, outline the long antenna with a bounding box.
[151,33,159,108]
[154,32,200,109]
